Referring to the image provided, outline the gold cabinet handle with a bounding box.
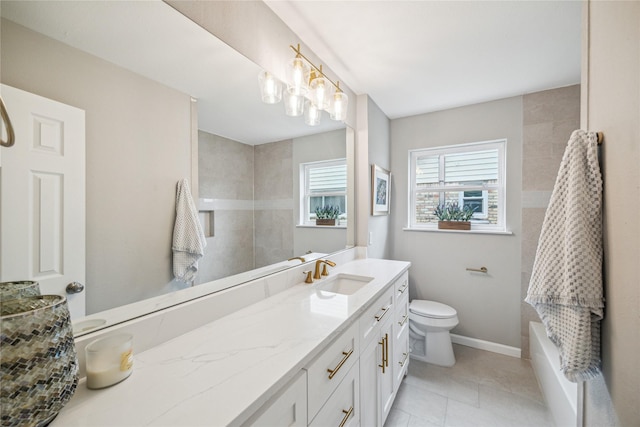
[384,333,389,368]
[338,406,354,427]
[397,282,408,295]
[374,305,391,322]
[378,338,386,374]
[398,314,408,327]
[327,349,353,380]
[399,352,409,368]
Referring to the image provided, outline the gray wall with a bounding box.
[520,85,580,358]
[367,97,392,259]
[390,96,523,348]
[1,19,193,314]
[582,1,640,425]
[198,131,255,282]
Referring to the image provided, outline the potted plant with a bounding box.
[433,202,475,230]
[315,205,341,226]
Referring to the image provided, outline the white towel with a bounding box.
[172,179,206,285]
[525,130,604,382]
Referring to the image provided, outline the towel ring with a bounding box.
[0,95,15,148]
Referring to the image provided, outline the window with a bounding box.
[409,140,506,231]
[300,159,347,225]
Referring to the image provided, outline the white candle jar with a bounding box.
[85,333,133,389]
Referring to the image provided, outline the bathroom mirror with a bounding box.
[0,1,354,335]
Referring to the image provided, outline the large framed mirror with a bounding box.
[0,0,354,336]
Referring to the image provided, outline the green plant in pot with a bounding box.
[315,205,341,226]
[434,202,475,230]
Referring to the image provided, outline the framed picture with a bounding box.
[371,164,391,216]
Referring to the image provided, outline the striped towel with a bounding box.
[172,179,206,285]
[525,130,604,382]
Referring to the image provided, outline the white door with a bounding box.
[0,84,86,318]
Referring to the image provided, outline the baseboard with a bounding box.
[451,334,522,358]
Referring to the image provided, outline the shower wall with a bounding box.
[198,130,255,283]
[254,140,294,268]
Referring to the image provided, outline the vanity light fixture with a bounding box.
[258,70,282,104]
[257,43,349,124]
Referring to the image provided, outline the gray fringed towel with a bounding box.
[525,130,604,382]
[172,178,206,285]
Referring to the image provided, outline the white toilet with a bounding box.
[409,299,459,367]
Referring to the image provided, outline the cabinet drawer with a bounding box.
[359,287,393,350]
[306,321,359,422]
[394,272,409,304]
[393,324,410,392]
[309,362,359,427]
[243,370,307,427]
[394,298,409,338]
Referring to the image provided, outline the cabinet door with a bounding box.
[360,330,383,427]
[379,317,395,425]
[243,370,307,426]
[360,315,394,427]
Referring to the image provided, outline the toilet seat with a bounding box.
[410,300,457,319]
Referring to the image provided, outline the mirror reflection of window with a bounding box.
[301,159,347,226]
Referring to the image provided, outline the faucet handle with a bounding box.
[303,271,313,284]
[322,264,330,276]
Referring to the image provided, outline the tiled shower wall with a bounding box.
[198,130,256,283]
[198,132,295,280]
[520,85,580,358]
[254,140,294,268]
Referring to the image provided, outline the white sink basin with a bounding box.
[315,274,374,295]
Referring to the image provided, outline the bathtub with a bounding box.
[529,321,579,427]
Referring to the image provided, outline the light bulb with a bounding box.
[330,91,348,121]
[258,70,282,104]
[304,100,321,126]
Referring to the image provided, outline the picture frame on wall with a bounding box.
[371,164,391,216]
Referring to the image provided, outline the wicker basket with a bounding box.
[0,295,78,427]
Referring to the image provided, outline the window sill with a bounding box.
[297,224,347,229]
[403,227,513,236]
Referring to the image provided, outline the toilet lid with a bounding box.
[410,300,457,319]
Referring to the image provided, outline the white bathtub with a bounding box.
[529,321,579,427]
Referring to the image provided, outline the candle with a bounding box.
[85,334,133,389]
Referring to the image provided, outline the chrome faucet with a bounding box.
[314,259,336,280]
[288,256,306,263]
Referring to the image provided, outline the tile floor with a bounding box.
[384,344,554,427]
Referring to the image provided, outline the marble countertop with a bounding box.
[53,258,410,426]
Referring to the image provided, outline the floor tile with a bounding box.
[387,344,554,427]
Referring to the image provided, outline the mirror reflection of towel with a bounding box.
[172,179,206,285]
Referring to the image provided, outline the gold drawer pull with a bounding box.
[378,338,385,374]
[398,314,408,327]
[374,305,391,322]
[397,282,408,294]
[399,352,409,368]
[327,349,353,380]
[384,333,389,368]
[339,406,354,427]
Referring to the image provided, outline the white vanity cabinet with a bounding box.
[359,287,396,427]
[306,322,359,424]
[393,272,410,390]
[243,370,308,427]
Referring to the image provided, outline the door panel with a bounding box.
[1,84,86,318]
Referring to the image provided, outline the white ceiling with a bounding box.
[265,0,582,119]
[2,0,582,143]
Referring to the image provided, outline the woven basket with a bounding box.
[0,281,41,301]
[0,295,78,427]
